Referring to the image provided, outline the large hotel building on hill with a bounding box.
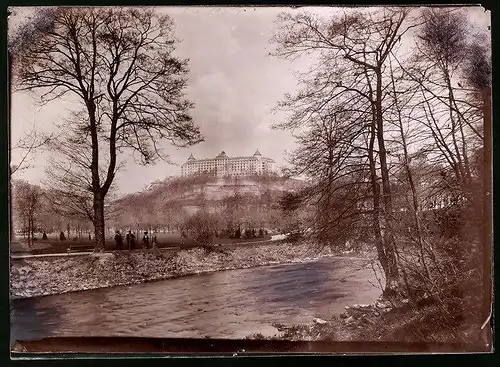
[181,150,277,177]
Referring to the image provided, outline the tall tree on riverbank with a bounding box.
[271,8,416,294]
[414,7,492,331]
[11,7,203,250]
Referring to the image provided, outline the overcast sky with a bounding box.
[9,6,490,195]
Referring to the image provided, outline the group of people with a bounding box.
[114,230,157,250]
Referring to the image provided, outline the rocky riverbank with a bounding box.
[249,291,485,346]
[246,299,396,342]
[10,241,369,300]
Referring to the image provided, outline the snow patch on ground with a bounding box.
[270,234,288,241]
[10,241,356,299]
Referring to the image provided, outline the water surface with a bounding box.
[11,257,381,342]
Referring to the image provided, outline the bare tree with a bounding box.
[283,107,371,246]
[12,7,203,250]
[221,176,247,235]
[460,18,492,335]
[184,210,220,249]
[271,7,417,294]
[279,190,305,237]
[409,8,483,205]
[404,8,489,261]
[12,180,43,247]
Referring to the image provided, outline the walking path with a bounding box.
[10,247,181,260]
[10,242,51,253]
[10,234,289,261]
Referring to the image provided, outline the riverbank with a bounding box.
[250,297,488,349]
[10,240,372,300]
[247,281,488,348]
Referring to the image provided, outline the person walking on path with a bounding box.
[126,230,136,250]
[142,231,150,249]
[126,230,131,249]
[152,231,158,249]
[115,231,123,251]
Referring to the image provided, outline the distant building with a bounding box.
[181,150,277,177]
[355,177,464,213]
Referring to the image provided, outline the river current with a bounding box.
[11,257,381,343]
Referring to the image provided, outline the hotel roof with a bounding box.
[182,150,275,164]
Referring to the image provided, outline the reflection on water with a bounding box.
[11,257,382,342]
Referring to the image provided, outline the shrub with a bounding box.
[184,211,220,247]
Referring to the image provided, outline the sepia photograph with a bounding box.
[8,5,493,356]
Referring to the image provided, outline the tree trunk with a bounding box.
[87,98,104,252]
[375,68,399,294]
[31,217,35,243]
[93,193,106,251]
[388,57,432,285]
[368,117,389,281]
[27,216,32,248]
[444,74,467,184]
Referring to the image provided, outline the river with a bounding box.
[10,257,382,344]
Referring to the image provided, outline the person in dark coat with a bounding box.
[59,231,66,241]
[114,231,123,250]
[142,231,150,249]
[126,231,131,249]
[126,231,136,250]
[42,231,48,240]
[152,231,158,248]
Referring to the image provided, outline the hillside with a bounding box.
[117,175,304,203]
[110,174,308,230]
